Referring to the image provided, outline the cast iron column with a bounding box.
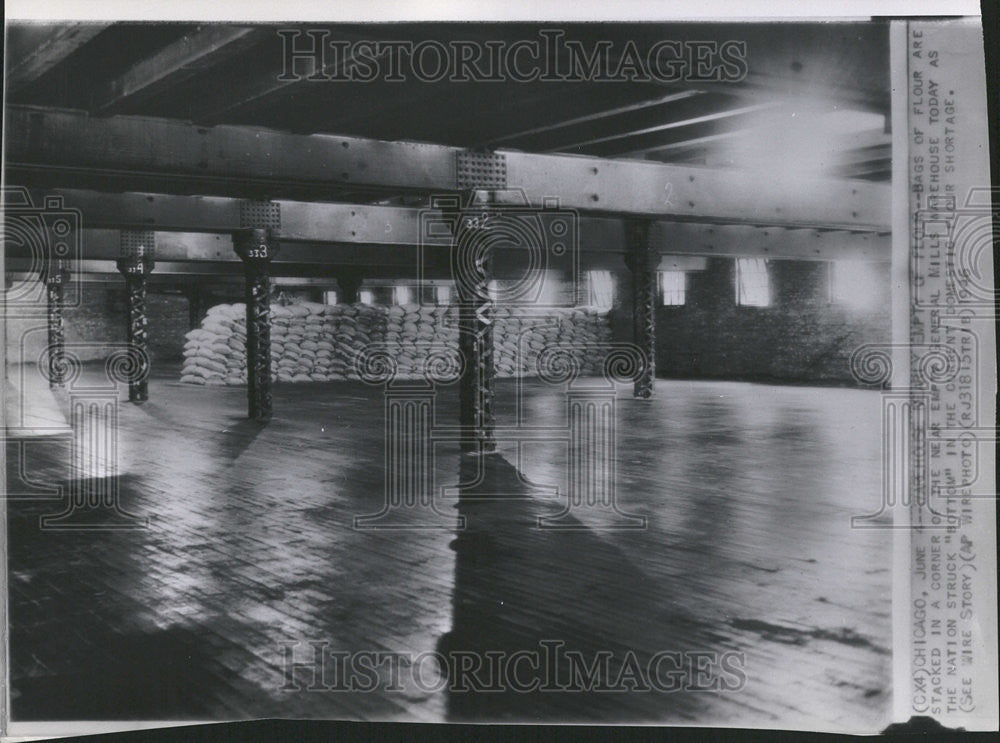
[116,231,155,403]
[627,219,656,399]
[44,260,70,388]
[453,192,497,456]
[338,271,363,304]
[232,200,280,421]
[186,283,206,330]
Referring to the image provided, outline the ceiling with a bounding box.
[5,21,892,188]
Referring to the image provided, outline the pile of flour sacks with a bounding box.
[180,302,384,385]
[180,300,613,385]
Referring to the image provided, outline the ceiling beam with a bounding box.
[833,160,893,179]
[94,26,267,114]
[484,90,703,148]
[28,188,888,262]
[5,261,413,283]
[8,220,887,284]
[14,190,889,265]
[7,107,890,229]
[5,235,449,280]
[7,24,109,94]
[20,230,427,266]
[631,131,745,161]
[652,223,888,262]
[829,145,893,168]
[554,103,775,156]
[27,188,435,243]
[187,30,388,123]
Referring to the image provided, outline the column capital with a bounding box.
[117,229,156,277]
[116,255,155,278]
[232,227,280,265]
[43,260,71,287]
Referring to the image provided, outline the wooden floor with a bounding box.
[5,364,891,730]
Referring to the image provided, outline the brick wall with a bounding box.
[146,291,191,361]
[608,258,891,386]
[6,262,890,385]
[5,284,192,364]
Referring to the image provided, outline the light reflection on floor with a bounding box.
[7,365,889,729]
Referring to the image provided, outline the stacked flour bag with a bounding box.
[383,303,460,380]
[180,303,248,386]
[492,305,549,377]
[269,302,387,382]
[269,303,314,383]
[329,303,387,379]
[180,300,613,385]
[180,301,387,385]
[550,306,614,376]
[492,305,613,377]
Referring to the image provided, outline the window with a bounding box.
[830,262,879,310]
[435,285,451,305]
[359,289,374,305]
[586,270,614,309]
[735,258,770,307]
[658,271,686,306]
[392,285,412,305]
[323,290,338,305]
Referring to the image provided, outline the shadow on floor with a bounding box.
[11,625,227,720]
[436,454,736,723]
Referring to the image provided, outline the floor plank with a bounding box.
[6,364,890,730]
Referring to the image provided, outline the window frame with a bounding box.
[586,270,614,310]
[735,257,770,308]
[658,270,687,306]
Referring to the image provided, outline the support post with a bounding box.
[186,283,206,330]
[232,200,280,421]
[337,272,363,305]
[574,268,587,307]
[40,345,148,530]
[44,260,70,388]
[115,231,155,403]
[453,192,497,456]
[627,220,656,398]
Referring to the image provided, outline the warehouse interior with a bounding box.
[4,22,893,729]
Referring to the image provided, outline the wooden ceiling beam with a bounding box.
[94,26,267,114]
[14,189,890,264]
[7,107,890,229]
[7,24,110,94]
